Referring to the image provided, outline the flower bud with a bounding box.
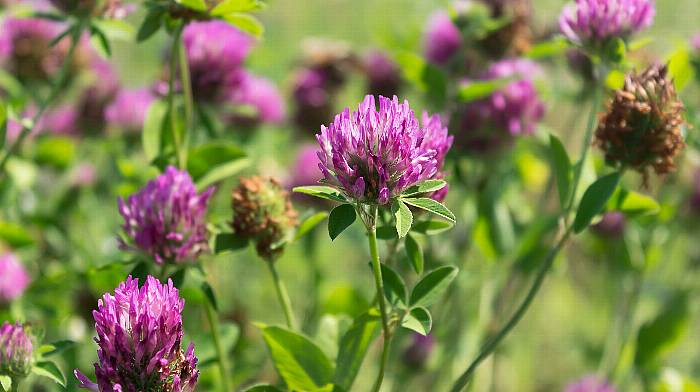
[595,65,686,180]
[0,322,33,380]
[403,334,434,369]
[232,177,298,261]
[592,212,625,238]
[0,253,30,304]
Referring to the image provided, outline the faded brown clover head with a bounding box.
[595,65,686,181]
[232,177,298,261]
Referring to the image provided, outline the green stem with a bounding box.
[168,24,186,169]
[177,30,194,166]
[205,300,231,392]
[449,226,572,392]
[266,261,296,329]
[0,22,83,176]
[367,206,392,392]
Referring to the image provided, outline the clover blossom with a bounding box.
[559,0,655,46]
[118,166,214,265]
[0,322,33,380]
[0,253,30,304]
[316,95,452,205]
[75,275,198,392]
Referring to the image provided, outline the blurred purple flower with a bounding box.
[105,87,155,132]
[565,376,616,392]
[292,68,335,132]
[592,212,625,238]
[183,20,254,103]
[75,275,199,392]
[363,50,402,98]
[403,333,434,369]
[0,322,33,379]
[71,162,97,186]
[0,253,30,304]
[690,169,700,213]
[0,17,65,82]
[692,33,700,52]
[289,144,322,189]
[73,58,121,134]
[316,95,453,205]
[424,11,462,65]
[559,0,655,46]
[118,166,214,265]
[229,72,285,126]
[456,59,545,152]
[39,105,79,135]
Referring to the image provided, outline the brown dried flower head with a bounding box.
[478,0,533,58]
[232,177,298,261]
[595,65,686,180]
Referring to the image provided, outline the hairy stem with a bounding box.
[266,261,296,329]
[367,206,392,392]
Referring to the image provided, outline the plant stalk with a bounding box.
[266,261,297,329]
[367,206,392,392]
[168,24,186,169]
[204,300,232,392]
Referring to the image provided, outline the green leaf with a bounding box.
[375,225,398,240]
[525,36,569,59]
[169,268,186,288]
[404,234,424,274]
[380,263,407,306]
[187,142,246,180]
[0,375,11,392]
[0,100,7,150]
[602,37,626,64]
[293,186,347,203]
[176,0,208,11]
[457,77,512,102]
[32,361,66,387]
[668,47,694,92]
[409,266,459,307]
[261,326,334,392]
[211,0,264,15]
[195,159,249,191]
[573,172,622,233]
[392,199,413,238]
[89,24,111,57]
[401,180,446,197]
[334,311,381,391]
[635,293,689,370]
[142,100,167,162]
[137,7,165,42]
[295,212,329,241]
[401,306,432,335]
[35,340,75,357]
[221,13,264,38]
[243,385,285,392]
[549,134,572,208]
[401,198,456,223]
[328,204,356,241]
[0,221,34,248]
[607,188,660,216]
[201,282,218,311]
[35,136,76,168]
[410,220,454,235]
[214,233,249,254]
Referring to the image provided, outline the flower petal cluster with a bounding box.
[183,20,254,103]
[363,50,402,98]
[0,322,33,379]
[228,72,285,126]
[424,11,462,65]
[232,177,298,261]
[105,88,156,133]
[118,166,214,265]
[595,65,685,179]
[456,59,545,152]
[559,0,655,46]
[75,275,199,392]
[565,376,616,392]
[316,95,452,205]
[0,253,30,304]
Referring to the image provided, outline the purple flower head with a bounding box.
[692,33,700,52]
[183,20,254,103]
[38,105,79,135]
[592,211,625,238]
[118,166,214,265]
[228,72,285,126]
[289,144,323,189]
[292,68,336,132]
[0,253,30,304]
[0,322,33,379]
[565,376,616,392]
[73,58,121,134]
[316,95,453,205]
[424,11,462,65]
[105,88,155,133]
[75,275,199,392]
[0,17,65,82]
[456,59,545,152]
[363,50,402,98]
[559,0,655,46]
[403,333,434,369]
